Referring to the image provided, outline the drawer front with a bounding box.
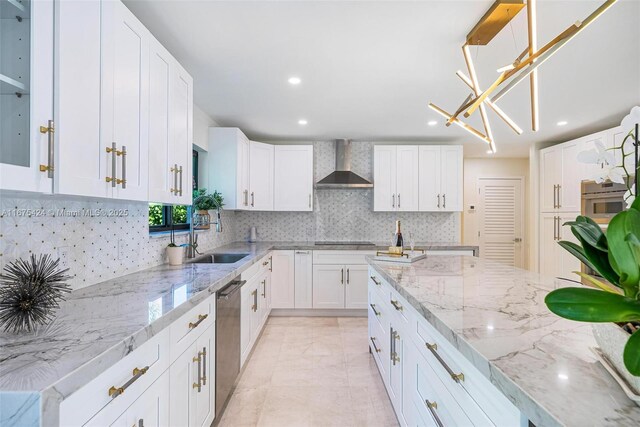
[313,250,375,265]
[60,329,170,426]
[387,289,413,329]
[415,317,519,426]
[414,349,475,427]
[169,294,216,362]
[241,254,271,282]
[368,287,388,331]
[368,268,388,299]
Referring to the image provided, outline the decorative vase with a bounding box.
[592,323,640,395]
[194,210,210,230]
[167,246,184,266]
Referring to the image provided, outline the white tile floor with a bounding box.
[218,317,399,427]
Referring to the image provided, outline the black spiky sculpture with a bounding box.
[0,254,71,334]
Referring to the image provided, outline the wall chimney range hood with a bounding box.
[315,139,373,189]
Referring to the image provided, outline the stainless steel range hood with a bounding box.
[315,139,373,189]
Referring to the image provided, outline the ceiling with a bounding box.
[124,0,640,157]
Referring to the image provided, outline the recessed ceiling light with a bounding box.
[557,373,569,380]
[288,77,301,85]
[557,120,568,126]
[298,119,308,125]
[427,120,438,126]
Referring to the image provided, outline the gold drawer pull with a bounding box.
[370,275,381,286]
[188,314,208,329]
[370,303,381,316]
[390,299,403,311]
[425,400,444,427]
[426,343,464,383]
[108,366,149,399]
[370,337,382,353]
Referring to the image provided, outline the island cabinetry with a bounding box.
[367,266,522,427]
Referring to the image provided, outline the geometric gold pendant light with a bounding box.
[429,0,618,153]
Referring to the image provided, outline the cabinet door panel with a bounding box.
[395,146,419,211]
[123,371,169,427]
[345,264,368,309]
[54,0,108,198]
[195,327,215,427]
[559,142,581,212]
[274,145,313,211]
[418,146,441,211]
[108,2,149,201]
[580,133,606,182]
[169,343,198,427]
[312,265,345,309]
[294,251,313,309]
[558,213,582,280]
[249,141,274,210]
[374,146,396,211]
[271,251,295,309]
[148,40,173,203]
[539,213,559,277]
[540,147,560,212]
[170,65,193,205]
[440,146,463,212]
[237,134,250,210]
[240,283,254,366]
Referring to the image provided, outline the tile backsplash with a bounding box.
[0,195,237,290]
[235,141,460,243]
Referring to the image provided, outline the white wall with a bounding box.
[462,158,530,269]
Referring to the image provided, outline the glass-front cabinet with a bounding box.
[0,0,53,192]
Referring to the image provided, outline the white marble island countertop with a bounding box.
[0,240,474,425]
[367,255,640,427]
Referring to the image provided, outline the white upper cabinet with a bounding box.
[418,145,463,212]
[209,128,251,210]
[249,141,274,211]
[540,139,582,213]
[169,63,193,205]
[274,145,313,211]
[102,0,150,201]
[373,146,397,211]
[395,146,420,211]
[54,0,107,198]
[0,0,53,193]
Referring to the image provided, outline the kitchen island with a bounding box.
[367,255,640,427]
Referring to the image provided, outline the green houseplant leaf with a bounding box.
[566,216,609,252]
[607,209,640,296]
[573,232,621,287]
[624,329,640,376]
[545,288,640,322]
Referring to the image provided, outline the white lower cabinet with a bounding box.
[368,267,522,427]
[271,250,295,309]
[241,257,272,366]
[294,250,313,309]
[540,212,581,279]
[312,264,369,309]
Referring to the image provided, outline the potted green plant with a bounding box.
[545,107,640,394]
[166,222,183,265]
[192,189,224,230]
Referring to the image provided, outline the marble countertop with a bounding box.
[0,241,474,397]
[367,255,640,427]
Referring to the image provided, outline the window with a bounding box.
[148,150,199,233]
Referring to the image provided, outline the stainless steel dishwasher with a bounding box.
[215,279,244,421]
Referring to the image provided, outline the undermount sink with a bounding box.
[189,253,249,264]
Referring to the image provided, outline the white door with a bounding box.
[274,145,313,211]
[374,145,397,211]
[478,178,524,268]
[440,146,463,211]
[294,251,313,309]
[559,141,581,212]
[249,141,274,210]
[395,146,420,211]
[170,64,193,205]
[0,0,53,193]
[148,39,173,203]
[271,251,295,309]
[539,147,560,212]
[169,343,198,427]
[539,213,560,277]
[104,1,149,201]
[54,0,108,198]
[194,326,214,427]
[345,264,368,309]
[418,146,441,211]
[312,265,345,309]
[119,371,169,427]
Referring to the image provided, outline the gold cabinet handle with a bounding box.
[370,337,381,353]
[437,194,441,208]
[174,164,178,196]
[269,256,272,271]
[261,279,266,297]
[117,146,127,188]
[178,165,183,196]
[106,143,117,187]
[346,268,350,284]
[370,276,381,286]
[390,328,400,365]
[39,120,55,178]
[244,189,248,206]
[425,343,464,383]
[251,191,255,207]
[108,366,149,399]
[252,289,257,312]
[390,299,403,311]
[370,303,381,316]
[443,194,446,209]
[425,400,444,427]
[193,352,202,392]
[188,314,208,329]
[201,347,207,386]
